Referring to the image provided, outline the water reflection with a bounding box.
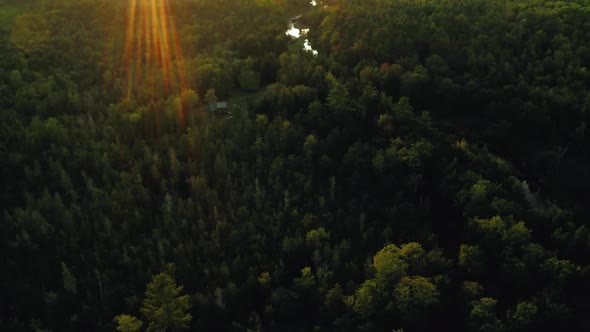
[285,22,318,56]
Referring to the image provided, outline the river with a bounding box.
[285,2,319,56]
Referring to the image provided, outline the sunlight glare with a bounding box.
[123,0,187,102]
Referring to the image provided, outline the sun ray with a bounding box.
[134,8,144,95]
[117,0,189,127]
[158,0,172,97]
[124,0,137,99]
[150,0,164,98]
[166,0,187,92]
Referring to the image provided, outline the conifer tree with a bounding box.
[140,273,192,332]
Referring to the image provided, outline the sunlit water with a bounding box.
[285,20,318,55]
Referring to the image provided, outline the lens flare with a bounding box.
[122,0,187,102]
[115,0,191,131]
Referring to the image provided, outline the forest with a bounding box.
[1,0,590,331]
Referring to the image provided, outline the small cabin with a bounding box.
[208,101,228,114]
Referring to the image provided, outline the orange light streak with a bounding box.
[134,3,145,95]
[116,0,189,129]
[164,0,188,128]
[124,0,137,98]
[158,0,172,96]
[167,0,187,92]
[150,0,161,70]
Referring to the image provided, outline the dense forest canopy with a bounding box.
[1,0,590,331]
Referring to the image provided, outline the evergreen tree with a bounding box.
[140,273,192,332]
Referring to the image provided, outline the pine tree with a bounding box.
[140,273,192,331]
[61,262,77,295]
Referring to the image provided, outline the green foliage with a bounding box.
[214,154,228,177]
[2,0,590,331]
[510,301,538,329]
[468,298,503,332]
[258,272,271,286]
[326,78,351,113]
[204,88,217,104]
[114,315,143,332]
[294,267,315,291]
[353,279,379,318]
[305,227,329,248]
[60,262,77,295]
[459,245,485,274]
[462,281,484,302]
[354,242,448,323]
[393,276,439,319]
[239,69,261,91]
[140,273,192,332]
[372,244,406,284]
[303,134,318,155]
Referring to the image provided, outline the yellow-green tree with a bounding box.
[114,315,143,332]
[140,273,192,332]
